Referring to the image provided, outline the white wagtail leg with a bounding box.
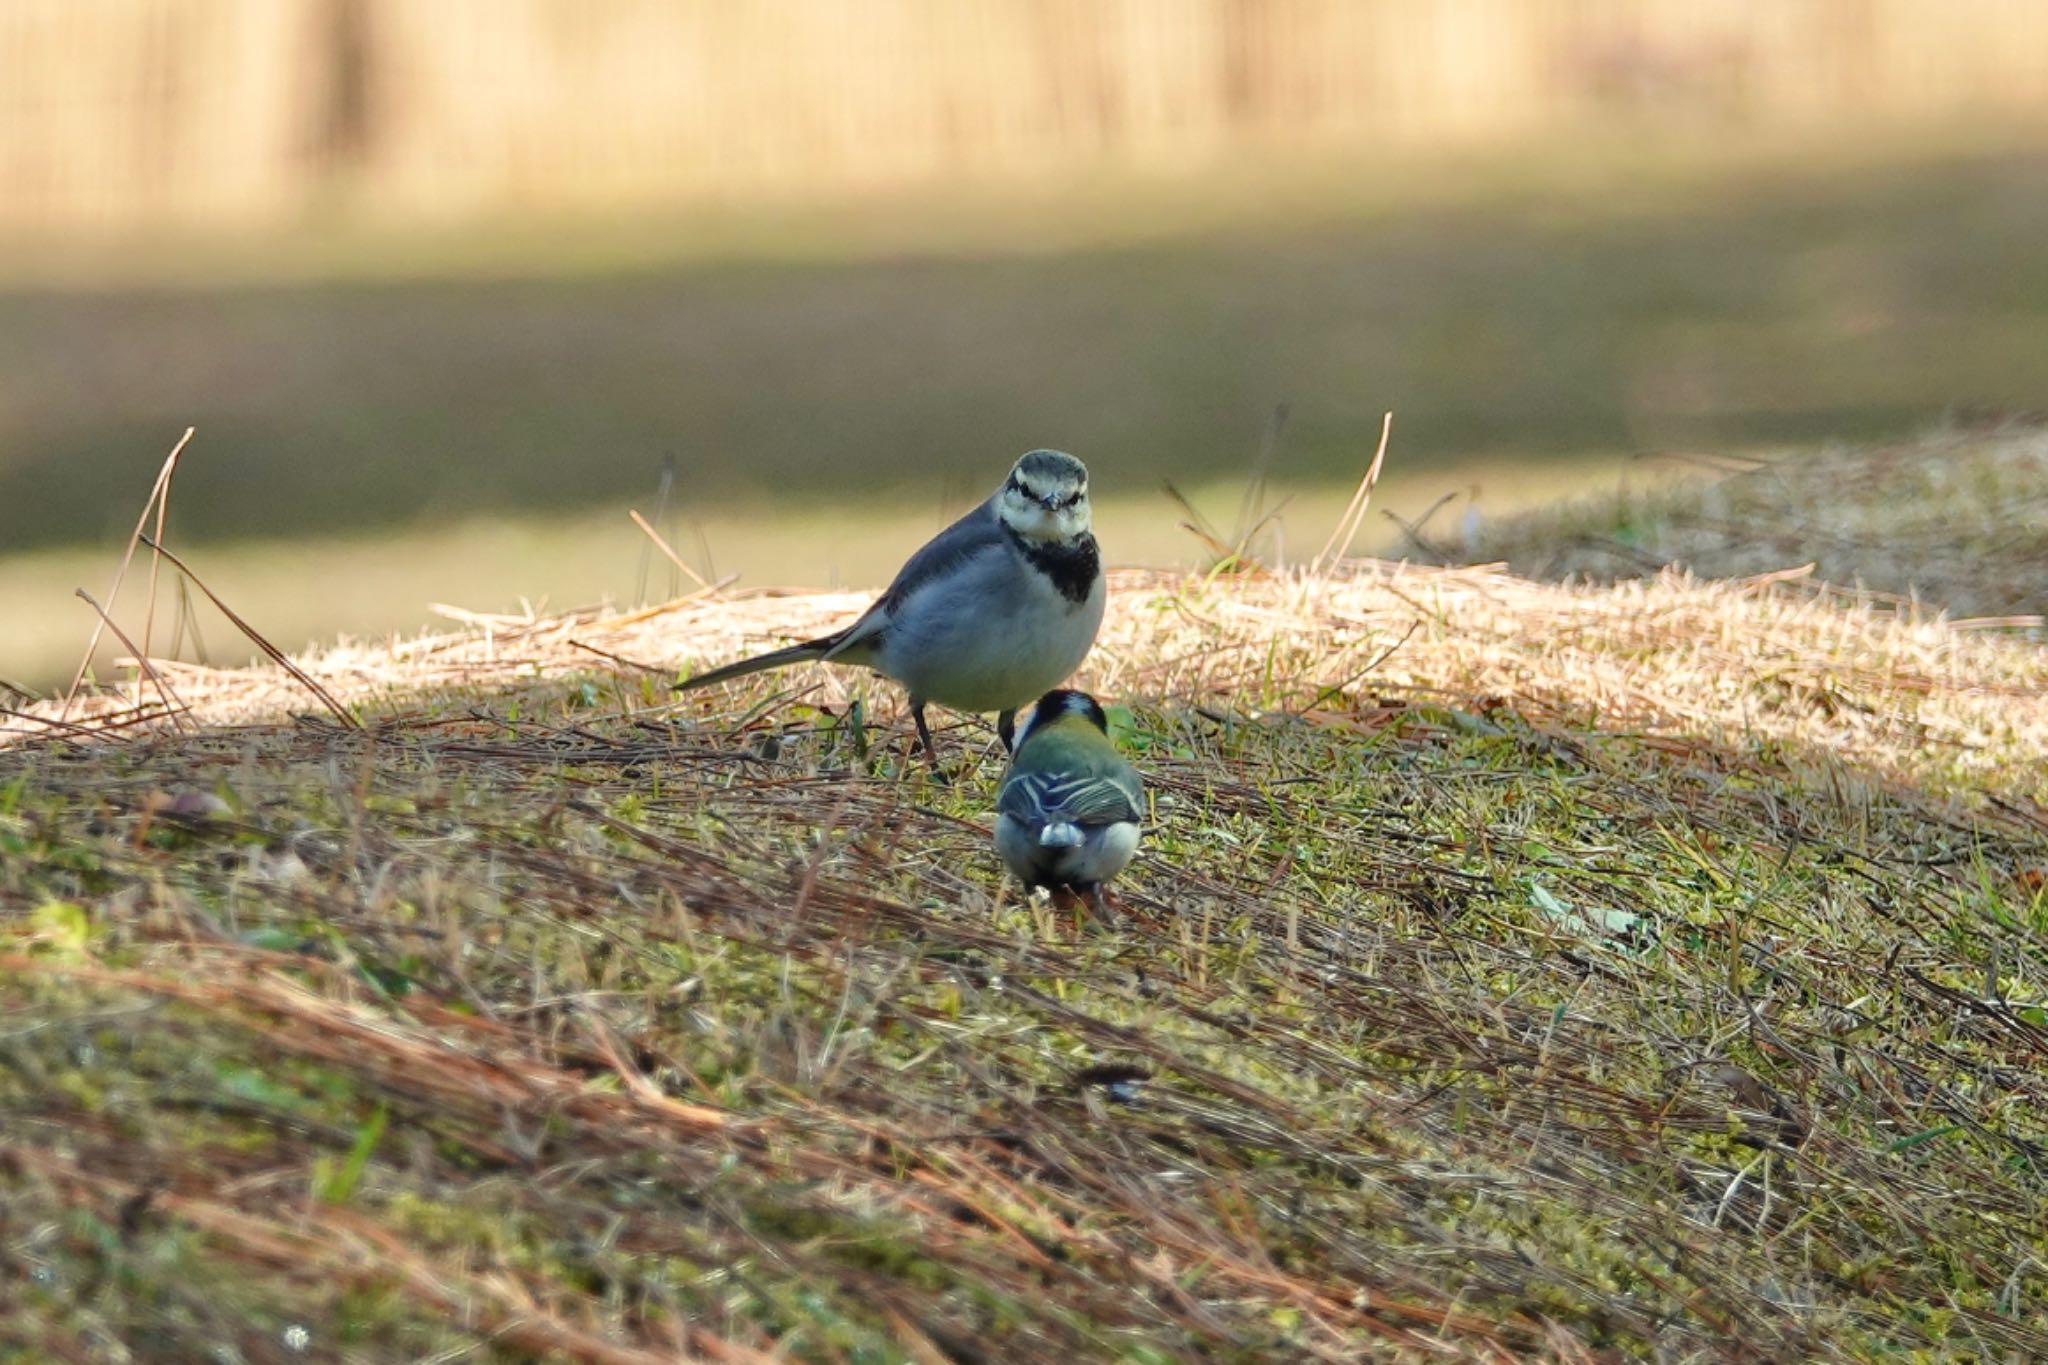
[910,697,939,763]
[996,709,1017,753]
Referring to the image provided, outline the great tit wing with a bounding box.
[1069,766,1145,825]
[996,770,1053,825]
[1000,768,1141,827]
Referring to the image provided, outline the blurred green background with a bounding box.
[5,1,2047,690]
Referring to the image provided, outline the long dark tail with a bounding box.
[675,633,842,692]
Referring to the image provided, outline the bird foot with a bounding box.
[900,738,965,786]
[1051,886,1125,931]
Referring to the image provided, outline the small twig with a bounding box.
[628,508,710,591]
[568,639,670,677]
[73,589,191,733]
[1233,402,1289,562]
[173,573,210,664]
[136,534,360,730]
[1638,449,1770,476]
[62,427,194,718]
[693,519,719,586]
[1314,411,1393,572]
[1289,620,1420,717]
[1381,505,1452,565]
[1562,531,1667,573]
[1162,480,1231,559]
[0,704,134,743]
[636,458,677,604]
[1950,614,2047,631]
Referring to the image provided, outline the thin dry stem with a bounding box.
[72,588,189,733]
[60,426,193,718]
[134,533,359,730]
[1315,409,1394,571]
[630,507,711,590]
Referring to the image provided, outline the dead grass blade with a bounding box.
[2,1144,719,1365]
[134,533,360,730]
[1314,409,1394,572]
[630,507,711,591]
[59,426,193,719]
[138,430,185,702]
[72,589,190,734]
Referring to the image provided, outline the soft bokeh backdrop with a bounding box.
[5,0,2047,690]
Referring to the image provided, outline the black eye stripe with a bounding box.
[1008,480,1084,510]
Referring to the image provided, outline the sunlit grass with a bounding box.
[1464,419,2048,623]
[7,128,2048,694]
[0,450,1638,694]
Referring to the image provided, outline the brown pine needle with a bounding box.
[61,426,194,718]
[136,534,360,730]
[138,432,187,705]
[73,589,190,733]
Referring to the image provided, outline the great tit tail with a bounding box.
[1038,820,1085,849]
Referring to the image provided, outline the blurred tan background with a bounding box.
[4,0,2047,690]
[10,0,2048,231]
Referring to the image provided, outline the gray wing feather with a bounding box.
[881,500,1008,609]
[814,497,1007,658]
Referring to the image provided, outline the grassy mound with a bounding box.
[5,562,2047,1360]
[1459,419,2048,623]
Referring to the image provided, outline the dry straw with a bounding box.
[13,559,2046,796]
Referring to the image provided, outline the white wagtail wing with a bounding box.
[823,499,1007,658]
[880,500,1007,609]
[998,768,1143,828]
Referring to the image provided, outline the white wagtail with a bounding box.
[994,688,1143,915]
[678,450,1105,757]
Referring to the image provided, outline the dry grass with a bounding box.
[0,458,1631,695]
[5,550,2048,1360]
[1460,419,2048,625]
[11,558,2047,795]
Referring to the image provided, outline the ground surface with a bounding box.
[6,515,2048,1359]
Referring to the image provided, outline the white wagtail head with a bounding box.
[996,450,1091,544]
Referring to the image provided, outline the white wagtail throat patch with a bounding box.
[1011,531,1099,605]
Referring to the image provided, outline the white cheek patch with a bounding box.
[1000,481,1090,541]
